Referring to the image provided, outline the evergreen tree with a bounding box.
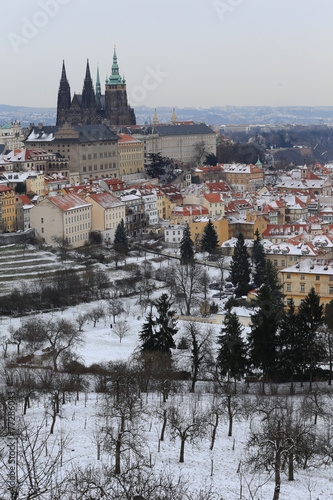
[217,304,247,391]
[139,293,178,355]
[252,229,266,288]
[230,233,251,297]
[297,287,324,391]
[278,299,302,393]
[262,260,285,315]
[180,224,195,265]
[248,284,279,388]
[114,219,128,253]
[200,220,219,258]
[139,311,156,352]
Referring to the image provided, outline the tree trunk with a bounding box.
[24,395,29,415]
[290,374,294,396]
[288,452,294,481]
[227,395,233,437]
[179,437,185,463]
[210,413,219,450]
[273,453,281,500]
[115,437,121,474]
[191,365,198,393]
[160,409,167,441]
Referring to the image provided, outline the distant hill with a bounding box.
[3,104,333,128]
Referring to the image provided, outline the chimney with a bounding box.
[38,123,43,130]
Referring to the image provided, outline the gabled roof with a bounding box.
[87,192,124,209]
[46,193,91,211]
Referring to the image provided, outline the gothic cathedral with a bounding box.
[56,47,136,126]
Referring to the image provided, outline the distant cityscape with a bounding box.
[4,104,333,128]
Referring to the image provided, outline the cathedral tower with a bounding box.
[56,61,71,126]
[104,46,136,125]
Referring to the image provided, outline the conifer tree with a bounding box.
[139,311,156,352]
[252,229,266,288]
[262,260,284,313]
[230,233,250,297]
[114,219,128,253]
[248,284,279,389]
[139,293,178,355]
[200,220,219,258]
[278,299,302,393]
[180,224,194,265]
[298,287,324,391]
[217,304,247,391]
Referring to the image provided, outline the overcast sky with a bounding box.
[2,0,333,109]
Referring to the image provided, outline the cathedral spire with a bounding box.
[96,65,101,97]
[81,59,95,110]
[56,60,71,126]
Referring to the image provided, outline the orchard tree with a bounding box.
[200,220,219,259]
[180,223,194,266]
[45,318,82,372]
[252,228,266,288]
[185,322,213,392]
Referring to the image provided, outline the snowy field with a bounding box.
[0,245,333,499]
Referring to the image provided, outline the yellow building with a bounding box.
[117,134,145,180]
[85,192,126,242]
[0,185,16,232]
[189,216,229,249]
[30,192,92,248]
[280,258,333,308]
[26,172,45,198]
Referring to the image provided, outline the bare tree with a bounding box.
[185,322,214,393]
[168,262,203,315]
[108,297,124,324]
[167,398,208,463]
[87,305,105,327]
[44,319,83,372]
[113,320,130,344]
[0,417,70,499]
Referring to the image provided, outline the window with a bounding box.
[287,298,292,306]
[281,260,285,267]
[301,284,305,292]
[330,287,333,294]
[41,227,44,233]
[301,274,305,280]
[274,260,278,266]
[286,284,291,291]
[287,273,291,279]
[41,218,44,223]
[316,275,320,281]
[330,276,333,281]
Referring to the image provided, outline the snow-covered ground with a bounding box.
[1,245,333,499]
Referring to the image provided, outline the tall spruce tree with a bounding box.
[252,229,266,288]
[248,284,279,389]
[139,293,178,355]
[278,299,302,393]
[297,287,324,391]
[201,220,219,258]
[217,304,247,391]
[262,260,285,316]
[230,233,251,297]
[114,219,128,253]
[180,224,195,265]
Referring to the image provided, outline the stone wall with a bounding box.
[0,228,36,245]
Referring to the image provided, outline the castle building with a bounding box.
[56,47,136,127]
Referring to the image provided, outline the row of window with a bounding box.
[82,152,116,160]
[82,164,117,172]
[65,223,89,234]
